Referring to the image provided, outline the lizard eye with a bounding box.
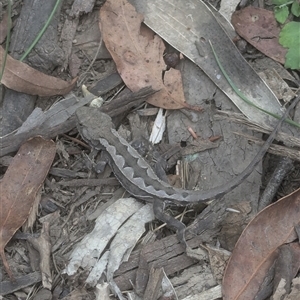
[181,191,189,198]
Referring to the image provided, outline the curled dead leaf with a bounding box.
[0,47,76,96]
[223,188,300,299]
[0,137,56,278]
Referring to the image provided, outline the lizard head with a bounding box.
[75,106,113,141]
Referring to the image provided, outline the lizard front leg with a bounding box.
[94,151,110,174]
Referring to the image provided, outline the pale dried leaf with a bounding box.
[86,251,110,287]
[103,204,154,297]
[149,108,166,144]
[85,203,154,292]
[95,283,111,300]
[66,198,143,276]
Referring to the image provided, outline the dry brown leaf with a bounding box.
[99,0,190,110]
[223,188,300,300]
[0,47,76,96]
[0,137,56,278]
[232,7,287,64]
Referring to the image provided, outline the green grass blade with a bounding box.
[19,0,61,61]
[209,41,300,128]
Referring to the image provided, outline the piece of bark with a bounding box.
[1,0,64,136]
[0,90,36,137]
[89,72,123,96]
[0,92,94,156]
[143,267,164,300]
[113,206,228,293]
[0,272,42,296]
[113,234,205,291]
[101,86,157,118]
[135,250,150,296]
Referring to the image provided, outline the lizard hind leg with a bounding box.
[152,199,188,250]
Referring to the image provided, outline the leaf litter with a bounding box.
[0,0,300,298]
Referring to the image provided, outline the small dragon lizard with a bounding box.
[75,96,299,249]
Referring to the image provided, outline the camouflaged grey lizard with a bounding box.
[75,96,299,249]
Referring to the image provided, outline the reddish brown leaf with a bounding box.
[223,188,300,299]
[232,7,287,64]
[0,137,56,278]
[0,47,76,96]
[99,0,187,110]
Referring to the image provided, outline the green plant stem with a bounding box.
[209,41,300,128]
[19,0,61,61]
[0,0,12,82]
[278,1,294,9]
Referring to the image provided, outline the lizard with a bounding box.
[75,95,299,250]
